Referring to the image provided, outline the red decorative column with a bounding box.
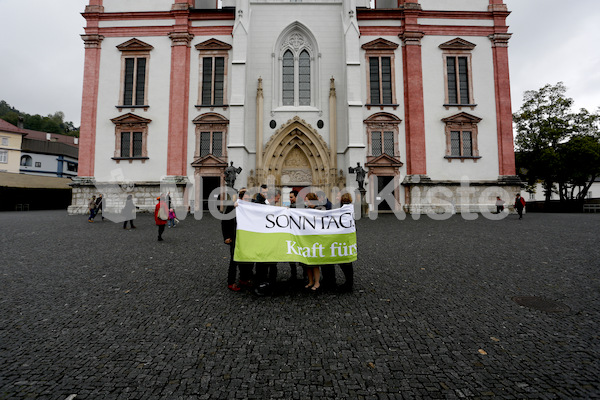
[78,4,104,177]
[490,33,515,176]
[400,29,427,176]
[167,2,193,176]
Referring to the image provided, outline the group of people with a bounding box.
[495,194,527,219]
[222,185,355,296]
[87,194,104,222]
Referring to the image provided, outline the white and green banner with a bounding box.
[233,200,357,265]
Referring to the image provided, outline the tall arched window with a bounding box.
[280,42,312,107]
[282,50,295,106]
[275,25,318,108]
[299,50,311,105]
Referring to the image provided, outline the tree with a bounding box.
[558,136,600,201]
[514,82,574,152]
[0,100,79,137]
[514,82,600,206]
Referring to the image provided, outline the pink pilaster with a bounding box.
[400,20,427,176]
[167,3,193,176]
[78,4,104,177]
[490,33,515,176]
[489,1,515,176]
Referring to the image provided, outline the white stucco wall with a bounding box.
[357,35,406,168]
[421,34,500,182]
[102,0,173,13]
[245,3,346,152]
[420,0,488,12]
[19,153,78,178]
[186,35,234,179]
[94,36,173,182]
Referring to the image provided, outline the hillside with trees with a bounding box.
[0,100,79,137]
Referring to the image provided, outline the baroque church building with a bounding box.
[70,0,520,214]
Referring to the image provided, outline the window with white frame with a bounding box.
[364,112,402,159]
[362,38,399,109]
[110,113,151,162]
[116,39,154,110]
[196,39,231,108]
[442,112,482,162]
[193,113,229,160]
[1,136,8,146]
[439,38,476,108]
[0,150,8,164]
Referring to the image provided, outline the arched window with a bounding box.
[282,50,295,106]
[20,155,32,167]
[274,25,318,108]
[298,50,311,105]
[280,43,311,107]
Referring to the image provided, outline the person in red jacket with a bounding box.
[514,193,526,220]
[154,195,168,241]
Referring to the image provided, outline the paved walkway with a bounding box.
[1,210,599,399]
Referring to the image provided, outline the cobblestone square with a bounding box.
[1,210,599,399]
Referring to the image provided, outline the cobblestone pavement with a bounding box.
[0,210,599,399]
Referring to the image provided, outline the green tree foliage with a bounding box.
[0,100,79,137]
[514,83,600,204]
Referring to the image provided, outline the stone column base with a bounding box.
[402,175,523,214]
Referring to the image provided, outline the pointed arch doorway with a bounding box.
[258,117,333,192]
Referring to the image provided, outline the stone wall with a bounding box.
[68,177,189,215]
[402,176,522,214]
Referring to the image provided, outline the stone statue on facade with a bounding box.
[348,162,367,190]
[225,162,242,188]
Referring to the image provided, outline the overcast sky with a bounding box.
[0,0,598,128]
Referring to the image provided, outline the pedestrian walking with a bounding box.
[123,194,136,229]
[168,208,177,228]
[88,195,96,222]
[514,193,526,220]
[495,196,505,214]
[95,194,105,221]
[155,195,168,241]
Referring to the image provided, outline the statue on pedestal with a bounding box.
[225,162,242,188]
[348,162,367,190]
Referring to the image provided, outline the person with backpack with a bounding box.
[514,193,526,220]
[154,195,168,241]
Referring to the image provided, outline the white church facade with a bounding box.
[69,0,520,214]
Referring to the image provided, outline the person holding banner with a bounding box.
[234,189,358,294]
[234,188,254,288]
[287,189,300,283]
[338,192,354,292]
[253,184,278,296]
[222,189,254,291]
[222,201,241,292]
[304,192,324,292]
